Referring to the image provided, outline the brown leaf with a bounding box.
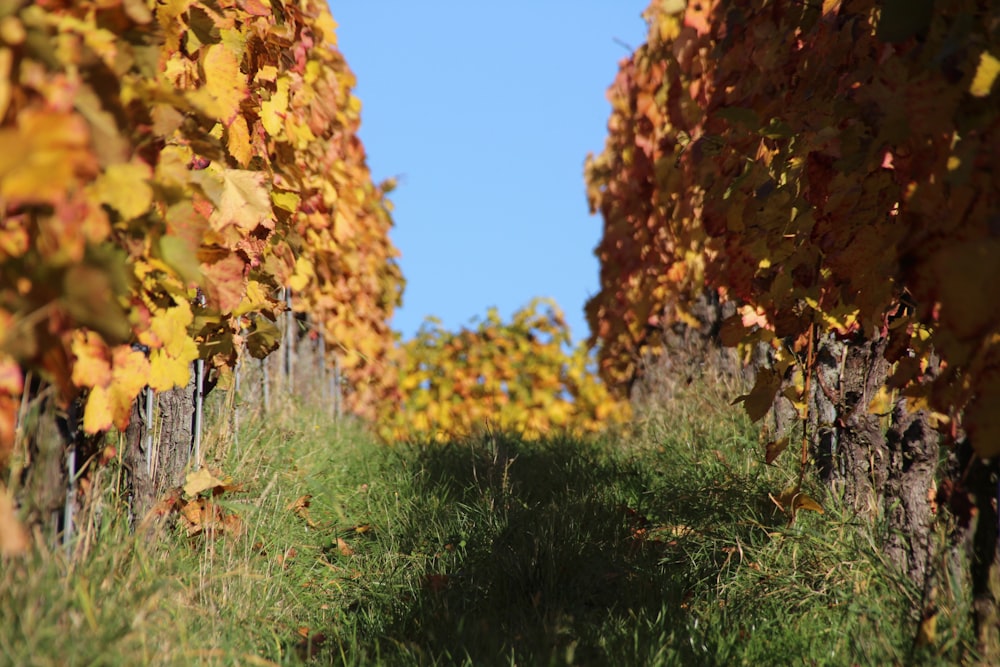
[286,494,316,527]
[180,499,204,534]
[765,437,790,465]
[222,512,243,538]
[277,547,297,568]
[775,488,825,517]
[425,574,450,593]
[336,537,354,556]
[718,314,747,347]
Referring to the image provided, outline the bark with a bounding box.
[808,333,940,594]
[884,405,939,590]
[124,370,197,526]
[17,395,67,534]
[943,442,1000,660]
[629,288,744,405]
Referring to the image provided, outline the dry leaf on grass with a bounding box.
[0,483,29,556]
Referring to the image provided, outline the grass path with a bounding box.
[0,386,974,665]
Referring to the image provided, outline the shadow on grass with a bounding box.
[330,431,782,666]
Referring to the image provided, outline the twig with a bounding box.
[796,323,815,492]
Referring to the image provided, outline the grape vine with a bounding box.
[0,0,402,460]
[381,299,629,442]
[585,0,999,452]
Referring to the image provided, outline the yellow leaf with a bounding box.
[141,302,192,355]
[190,44,246,122]
[777,488,825,515]
[149,349,192,392]
[288,256,314,291]
[916,610,938,646]
[821,0,842,16]
[287,118,316,149]
[183,467,225,497]
[0,47,12,122]
[233,279,273,316]
[93,161,153,220]
[260,76,289,137]
[313,8,338,45]
[794,494,824,514]
[867,385,894,416]
[226,114,253,167]
[970,51,1000,98]
[83,384,114,433]
[194,165,273,233]
[103,347,152,430]
[70,330,112,389]
[158,234,202,285]
[0,111,95,204]
[160,304,197,360]
[142,303,198,391]
[271,189,300,213]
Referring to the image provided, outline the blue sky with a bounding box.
[330,2,650,343]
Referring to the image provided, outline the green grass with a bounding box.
[0,384,977,666]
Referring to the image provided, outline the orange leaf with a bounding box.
[0,482,29,556]
[201,252,247,314]
[286,494,316,527]
[226,114,253,167]
[70,330,112,389]
[180,499,203,527]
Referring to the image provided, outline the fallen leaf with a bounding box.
[184,467,226,497]
[180,499,203,529]
[425,574,450,593]
[336,537,354,556]
[917,609,938,646]
[286,494,316,527]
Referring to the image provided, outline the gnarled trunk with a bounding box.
[809,334,940,593]
[124,370,196,527]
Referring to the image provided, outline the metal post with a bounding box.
[144,387,154,477]
[284,289,294,395]
[261,358,270,413]
[333,354,342,420]
[63,444,76,555]
[193,359,204,469]
[318,330,327,406]
[233,352,241,448]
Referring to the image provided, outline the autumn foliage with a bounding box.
[0,0,402,459]
[380,299,629,442]
[585,0,999,451]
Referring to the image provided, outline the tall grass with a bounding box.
[0,382,976,665]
